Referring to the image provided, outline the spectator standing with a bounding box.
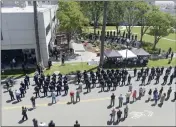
[74,120,80,127]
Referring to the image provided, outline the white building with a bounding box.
[1,2,58,67]
[147,1,176,15]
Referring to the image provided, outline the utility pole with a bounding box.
[99,1,108,67]
[33,1,42,64]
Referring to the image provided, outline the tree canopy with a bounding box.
[148,10,171,49]
[57,1,89,34]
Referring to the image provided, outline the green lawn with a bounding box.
[1,58,176,80]
[84,26,176,52]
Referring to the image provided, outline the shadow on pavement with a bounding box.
[171,99,176,102]
[130,101,134,104]
[67,102,72,105]
[158,103,163,108]
[6,100,12,103]
[48,103,53,106]
[28,108,34,111]
[107,105,112,109]
[12,101,19,104]
[18,120,25,124]
[107,120,112,125]
[151,103,156,106]
[145,99,150,103]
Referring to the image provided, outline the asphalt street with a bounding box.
[1,70,176,126]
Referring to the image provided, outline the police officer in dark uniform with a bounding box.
[167,87,172,99]
[134,68,137,77]
[25,74,30,85]
[34,74,39,86]
[9,89,15,101]
[24,77,29,89]
[121,75,126,86]
[155,73,160,84]
[64,84,69,95]
[161,66,164,75]
[22,106,28,121]
[107,78,111,91]
[137,71,141,81]
[34,86,40,98]
[117,74,121,86]
[86,79,91,93]
[19,86,25,98]
[147,74,152,84]
[100,79,105,92]
[92,76,96,88]
[168,74,174,85]
[43,84,48,97]
[145,67,149,76]
[141,74,146,85]
[127,75,131,85]
[20,81,26,93]
[163,74,168,85]
[56,84,61,96]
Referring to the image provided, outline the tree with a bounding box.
[123,2,140,38]
[148,10,171,50]
[100,1,108,66]
[57,1,89,45]
[111,1,125,34]
[135,2,151,43]
[80,1,104,35]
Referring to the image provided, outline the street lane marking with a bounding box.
[2,97,111,110]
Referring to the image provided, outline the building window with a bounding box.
[52,16,56,22]
[46,24,51,36]
[1,31,3,40]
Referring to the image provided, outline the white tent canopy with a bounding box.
[118,49,137,59]
[70,42,85,54]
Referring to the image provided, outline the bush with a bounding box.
[142,41,160,54]
[169,28,175,33]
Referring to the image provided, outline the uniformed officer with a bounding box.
[163,74,168,85]
[19,86,25,98]
[22,107,28,121]
[121,75,126,86]
[100,79,105,92]
[124,105,128,118]
[56,84,62,96]
[43,85,48,97]
[9,89,15,101]
[141,74,146,85]
[25,74,30,85]
[127,75,131,85]
[137,71,141,81]
[155,73,160,84]
[34,86,40,98]
[134,68,137,77]
[168,74,174,85]
[166,87,172,99]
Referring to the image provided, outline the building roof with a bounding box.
[2,5,57,13]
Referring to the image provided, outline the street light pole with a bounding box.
[33,1,42,65]
[125,39,130,69]
[100,1,108,67]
